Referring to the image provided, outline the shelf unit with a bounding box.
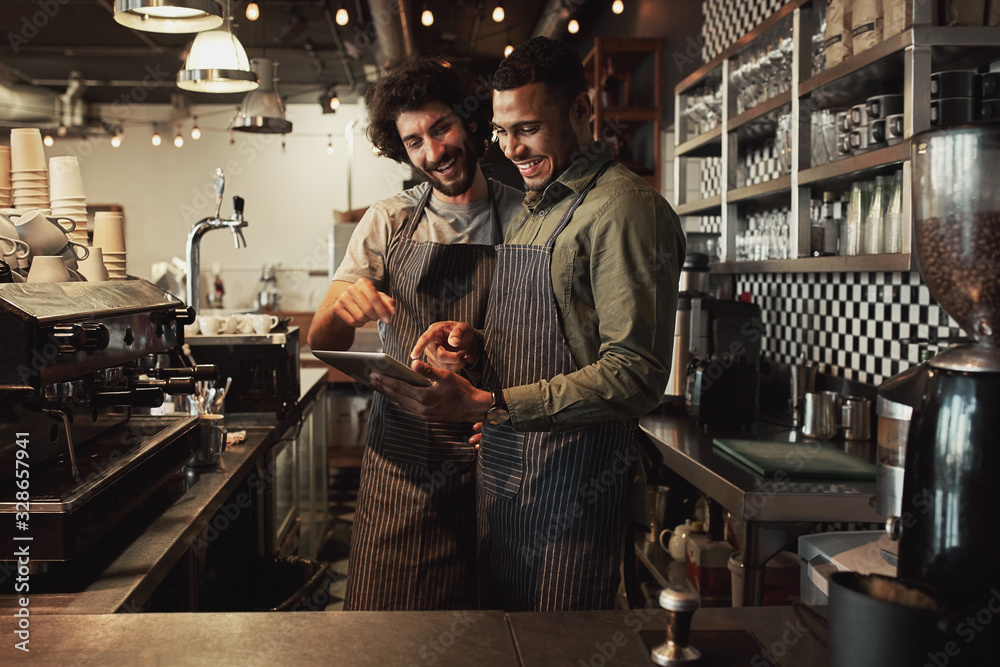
[673,0,1000,274]
[584,37,662,192]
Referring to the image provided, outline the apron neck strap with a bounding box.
[543,160,614,249]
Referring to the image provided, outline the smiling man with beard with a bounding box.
[308,58,523,611]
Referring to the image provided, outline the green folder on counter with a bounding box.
[712,438,876,480]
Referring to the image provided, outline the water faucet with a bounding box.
[185,168,248,314]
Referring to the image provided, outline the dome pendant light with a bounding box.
[177,26,259,93]
[114,0,224,33]
[232,58,293,133]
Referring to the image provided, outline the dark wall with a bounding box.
[570,0,705,130]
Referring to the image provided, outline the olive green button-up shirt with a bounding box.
[502,143,686,432]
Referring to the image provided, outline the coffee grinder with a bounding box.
[892,123,1000,659]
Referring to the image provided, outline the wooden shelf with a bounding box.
[728,175,793,203]
[727,91,793,133]
[712,253,912,274]
[675,194,722,216]
[675,125,723,158]
[799,142,909,186]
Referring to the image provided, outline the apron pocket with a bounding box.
[479,422,523,498]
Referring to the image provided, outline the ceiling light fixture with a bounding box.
[612,0,624,14]
[336,3,349,26]
[421,4,434,26]
[191,117,202,139]
[174,127,185,147]
[504,42,514,58]
[567,19,579,34]
[151,125,162,146]
[114,0,224,33]
[492,2,504,23]
[111,129,123,148]
[177,26,259,93]
[231,58,292,133]
[43,134,54,147]
[326,135,334,155]
[57,124,68,137]
[319,87,340,114]
[245,1,259,20]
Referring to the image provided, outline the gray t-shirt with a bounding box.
[334,180,524,289]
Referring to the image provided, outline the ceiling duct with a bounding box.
[0,82,60,126]
[365,0,417,66]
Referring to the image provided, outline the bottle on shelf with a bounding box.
[883,170,904,254]
[863,174,891,255]
[843,180,873,257]
[822,191,840,256]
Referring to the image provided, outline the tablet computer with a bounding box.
[312,350,432,389]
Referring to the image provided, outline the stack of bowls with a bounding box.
[9,129,50,210]
[0,146,11,208]
[49,156,89,246]
[93,211,127,280]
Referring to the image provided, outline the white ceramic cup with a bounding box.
[11,209,76,257]
[26,255,71,283]
[184,320,200,337]
[77,247,109,282]
[251,313,279,334]
[197,315,225,335]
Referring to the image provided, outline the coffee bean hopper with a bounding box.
[888,122,1000,662]
[0,279,214,565]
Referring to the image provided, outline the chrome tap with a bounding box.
[185,169,248,314]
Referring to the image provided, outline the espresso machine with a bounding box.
[0,279,213,566]
[889,123,1000,661]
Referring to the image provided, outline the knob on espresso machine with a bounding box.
[50,322,111,354]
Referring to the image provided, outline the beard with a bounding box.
[420,135,479,197]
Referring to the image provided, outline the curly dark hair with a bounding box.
[492,37,588,114]
[364,58,493,165]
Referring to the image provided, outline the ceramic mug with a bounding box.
[197,315,226,335]
[11,210,76,257]
[26,255,71,283]
[0,235,30,260]
[659,520,693,561]
[251,313,279,334]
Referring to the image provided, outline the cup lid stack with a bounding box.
[49,156,89,247]
[9,129,50,211]
[93,210,127,280]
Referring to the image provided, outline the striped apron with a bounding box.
[477,162,635,611]
[344,183,500,611]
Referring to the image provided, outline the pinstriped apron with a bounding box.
[345,183,501,611]
[477,162,636,611]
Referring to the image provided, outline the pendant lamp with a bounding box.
[114,0,224,33]
[231,58,292,134]
[177,27,259,93]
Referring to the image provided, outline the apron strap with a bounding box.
[543,160,614,249]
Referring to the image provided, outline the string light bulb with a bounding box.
[174,128,184,148]
[151,126,162,146]
[110,129,122,148]
[329,94,340,111]
[336,7,349,25]
[612,0,624,14]
[43,134,54,147]
[492,3,504,22]
[504,43,514,58]
[191,117,202,140]
[245,1,259,21]
[326,135,334,155]
[421,6,434,26]
[567,19,579,34]
[57,124,68,137]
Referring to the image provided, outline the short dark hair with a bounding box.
[365,58,492,164]
[492,37,588,113]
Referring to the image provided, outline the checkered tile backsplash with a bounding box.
[735,271,965,386]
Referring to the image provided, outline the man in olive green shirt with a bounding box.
[373,37,684,611]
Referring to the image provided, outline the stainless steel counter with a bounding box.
[0,606,830,665]
[0,367,330,616]
[640,411,882,606]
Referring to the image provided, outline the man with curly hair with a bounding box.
[308,58,523,610]
[372,37,684,611]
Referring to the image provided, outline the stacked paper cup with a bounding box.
[10,129,50,210]
[0,146,11,208]
[49,156,89,246]
[93,211,127,279]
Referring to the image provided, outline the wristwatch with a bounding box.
[485,389,510,426]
